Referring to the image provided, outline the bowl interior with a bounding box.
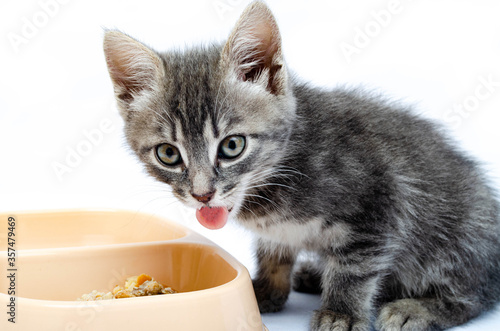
[1,210,187,250]
[1,243,238,301]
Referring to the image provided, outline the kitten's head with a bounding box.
[103,2,296,228]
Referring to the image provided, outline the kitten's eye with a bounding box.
[155,144,182,166]
[219,135,246,159]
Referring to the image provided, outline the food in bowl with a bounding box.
[78,273,176,301]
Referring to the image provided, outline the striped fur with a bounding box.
[104,2,500,330]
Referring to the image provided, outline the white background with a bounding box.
[1,0,500,330]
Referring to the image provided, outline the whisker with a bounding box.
[238,202,258,218]
[242,197,273,213]
[150,108,173,125]
[245,170,291,184]
[122,188,176,202]
[132,193,181,217]
[243,193,281,209]
[247,173,296,185]
[215,88,231,123]
[246,166,307,183]
[245,182,298,191]
[263,166,310,180]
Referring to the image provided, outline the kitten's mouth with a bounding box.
[195,206,230,230]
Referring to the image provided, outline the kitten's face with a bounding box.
[104,3,296,227]
[127,49,294,217]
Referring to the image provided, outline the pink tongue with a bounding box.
[196,207,229,230]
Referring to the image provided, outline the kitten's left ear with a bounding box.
[222,1,286,95]
[103,30,164,113]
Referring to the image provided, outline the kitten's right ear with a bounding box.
[103,30,164,111]
[222,1,286,95]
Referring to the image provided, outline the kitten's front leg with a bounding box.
[252,238,297,313]
[311,245,385,331]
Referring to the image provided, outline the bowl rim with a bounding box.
[0,208,250,304]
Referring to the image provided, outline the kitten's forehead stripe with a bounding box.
[162,47,222,145]
[171,119,177,142]
[210,111,220,139]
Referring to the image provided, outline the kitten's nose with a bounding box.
[191,191,215,204]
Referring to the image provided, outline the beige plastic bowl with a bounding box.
[0,209,267,331]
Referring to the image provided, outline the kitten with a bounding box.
[103,2,500,330]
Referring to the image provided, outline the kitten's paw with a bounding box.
[252,279,289,313]
[310,309,370,331]
[292,261,322,294]
[376,299,439,331]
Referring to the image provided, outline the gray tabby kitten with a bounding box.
[103,2,500,330]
